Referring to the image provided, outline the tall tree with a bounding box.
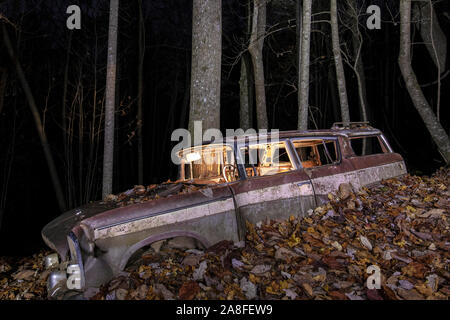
[2,24,66,211]
[188,0,222,136]
[398,0,450,164]
[102,0,119,198]
[413,1,446,71]
[239,1,253,131]
[346,0,369,155]
[413,1,446,122]
[330,0,350,125]
[347,0,368,124]
[297,0,312,131]
[248,0,268,129]
[239,55,252,130]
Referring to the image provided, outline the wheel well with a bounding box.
[119,231,210,271]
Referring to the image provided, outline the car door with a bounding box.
[289,136,357,205]
[346,134,407,187]
[230,139,316,230]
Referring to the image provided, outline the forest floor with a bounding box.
[0,168,449,300]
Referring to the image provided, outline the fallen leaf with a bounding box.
[301,283,314,297]
[250,265,271,275]
[12,270,35,281]
[115,288,128,300]
[402,262,428,279]
[397,288,424,300]
[359,235,372,251]
[178,281,200,300]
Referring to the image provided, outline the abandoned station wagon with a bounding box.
[41,122,407,297]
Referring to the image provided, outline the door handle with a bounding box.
[297,181,311,187]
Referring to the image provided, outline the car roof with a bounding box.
[185,127,382,149]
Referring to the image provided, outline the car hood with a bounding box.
[41,201,116,260]
[41,182,228,260]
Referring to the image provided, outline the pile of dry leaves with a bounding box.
[104,181,208,207]
[0,169,448,300]
[91,168,449,300]
[0,251,51,300]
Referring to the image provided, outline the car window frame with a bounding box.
[287,136,342,169]
[347,134,391,157]
[237,138,300,180]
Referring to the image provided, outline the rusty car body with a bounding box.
[41,122,407,297]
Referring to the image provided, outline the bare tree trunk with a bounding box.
[347,0,368,123]
[413,1,446,122]
[297,0,312,131]
[330,0,350,125]
[413,2,446,71]
[137,0,145,185]
[398,0,450,164]
[248,0,268,129]
[239,55,252,130]
[102,0,119,198]
[352,37,368,123]
[2,24,66,211]
[347,0,369,154]
[188,0,222,136]
[239,2,252,130]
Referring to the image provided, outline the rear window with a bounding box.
[350,136,386,156]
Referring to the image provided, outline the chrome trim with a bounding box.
[379,134,394,153]
[67,232,86,289]
[47,270,67,298]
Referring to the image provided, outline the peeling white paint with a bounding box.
[235,182,313,207]
[94,198,235,240]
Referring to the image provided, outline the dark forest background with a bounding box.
[0,0,449,255]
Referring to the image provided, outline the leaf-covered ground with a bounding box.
[1,169,449,300]
[0,251,51,300]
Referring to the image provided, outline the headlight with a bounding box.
[44,253,60,269]
[47,270,67,298]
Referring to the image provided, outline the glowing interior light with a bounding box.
[185,152,201,162]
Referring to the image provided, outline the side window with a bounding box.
[291,139,339,168]
[349,136,386,156]
[239,141,295,177]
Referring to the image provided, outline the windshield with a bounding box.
[177,144,236,183]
